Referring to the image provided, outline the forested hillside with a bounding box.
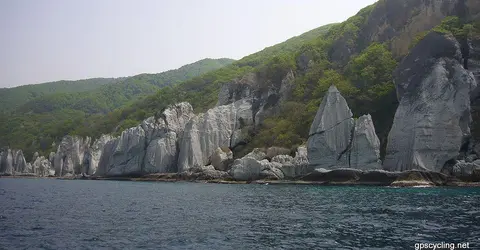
[0,78,118,113]
[2,0,479,162]
[0,58,234,158]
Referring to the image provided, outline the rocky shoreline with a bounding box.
[2,31,480,187]
[3,169,479,188]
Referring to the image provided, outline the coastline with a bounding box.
[2,174,480,187]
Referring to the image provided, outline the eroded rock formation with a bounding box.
[384,32,477,172]
[53,136,91,176]
[307,85,354,168]
[96,102,194,176]
[307,85,382,170]
[0,149,30,175]
[177,99,253,172]
[350,114,382,170]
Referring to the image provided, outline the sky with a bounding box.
[0,0,378,88]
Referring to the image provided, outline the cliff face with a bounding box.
[330,0,479,66]
[96,102,195,176]
[53,136,91,176]
[0,149,28,175]
[384,32,477,172]
[177,99,254,172]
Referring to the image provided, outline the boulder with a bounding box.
[452,160,480,181]
[228,157,263,181]
[384,32,477,172]
[307,85,355,169]
[292,146,309,166]
[177,99,253,172]
[272,146,314,179]
[244,148,266,161]
[228,149,285,181]
[182,165,230,180]
[271,155,294,164]
[466,154,478,163]
[210,147,233,171]
[266,147,291,160]
[259,160,284,180]
[350,114,382,170]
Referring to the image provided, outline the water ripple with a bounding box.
[0,179,479,249]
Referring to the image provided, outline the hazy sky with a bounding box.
[0,0,377,88]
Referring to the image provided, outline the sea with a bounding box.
[0,178,479,249]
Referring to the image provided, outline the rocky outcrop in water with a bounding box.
[228,147,312,181]
[96,102,194,176]
[307,85,382,170]
[307,85,354,169]
[350,115,382,170]
[384,32,477,172]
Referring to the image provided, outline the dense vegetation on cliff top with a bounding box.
[0,58,234,158]
[2,0,479,160]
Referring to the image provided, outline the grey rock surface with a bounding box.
[244,148,267,161]
[350,114,382,170]
[0,149,35,176]
[210,147,233,171]
[181,165,230,180]
[177,99,253,172]
[96,102,195,176]
[384,33,477,172]
[32,156,55,177]
[452,160,480,180]
[83,134,113,175]
[307,85,355,169]
[217,73,256,106]
[53,135,91,176]
[272,147,314,179]
[271,155,294,164]
[266,147,291,160]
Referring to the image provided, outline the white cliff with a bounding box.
[53,136,91,176]
[177,99,253,172]
[96,102,194,176]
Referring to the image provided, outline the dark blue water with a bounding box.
[0,178,479,250]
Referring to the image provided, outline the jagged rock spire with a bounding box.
[307,85,355,168]
[307,85,381,170]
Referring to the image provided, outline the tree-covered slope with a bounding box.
[0,58,234,158]
[0,78,118,113]
[2,58,234,115]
